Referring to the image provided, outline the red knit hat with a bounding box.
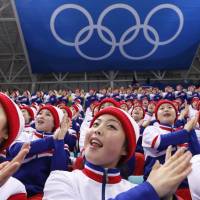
[20,106,36,121]
[90,107,139,162]
[0,92,25,151]
[60,106,72,119]
[98,98,119,110]
[155,100,178,122]
[38,105,64,131]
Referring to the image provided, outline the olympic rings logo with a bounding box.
[50,3,184,61]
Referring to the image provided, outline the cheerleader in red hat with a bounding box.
[43,107,192,200]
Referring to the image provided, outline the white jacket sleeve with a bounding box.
[43,170,78,200]
[0,177,26,200]
[188,155,200,200]
[142,126,161,149]
[11,130,33,146]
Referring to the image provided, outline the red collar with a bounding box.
[159,125,174,132]
[25,124,31,128]
[82,161,121,184]
[159,124,181,132]
[34,131,53,138]
[34,132,43,138]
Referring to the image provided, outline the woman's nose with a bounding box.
[94,130,102,136]
[37,113,44,119]
[164,108,169,112]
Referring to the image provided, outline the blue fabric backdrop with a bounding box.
[14,0,200,73]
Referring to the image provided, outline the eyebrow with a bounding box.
[95,118,101,122]
[160,105,172,108]
[97,117,121,125]
[106,119,121,125]
[39,110,51,114]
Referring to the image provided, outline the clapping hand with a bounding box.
[54,115,71,140]
[0,143,30,186]
[184,112,199,132]
[179,105,189,120]
[147,146,192,198]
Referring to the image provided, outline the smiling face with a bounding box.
[131,106,144,122]
[84,114,127,168]
[157,103,176,125]
[35,109,54,132]
[21,109,31,124]
[0,103,8,145]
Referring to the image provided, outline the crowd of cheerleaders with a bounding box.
[2,84,200,108]
[0,84,199,200]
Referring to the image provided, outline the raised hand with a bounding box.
[179,105,189,120]
[184,113,199,132]
[54,115,71,140]
[0,143,30,186]
[147,147,192,198]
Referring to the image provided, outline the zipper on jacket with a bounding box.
[102,169,108,200]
